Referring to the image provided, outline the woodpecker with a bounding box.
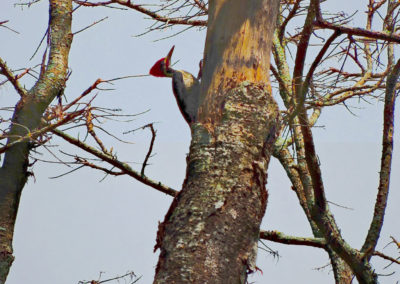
[149,46,201,124]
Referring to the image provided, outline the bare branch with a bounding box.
[0,57,28,97]
[86,107,110,154]
[270,64,291,104]
[141,123,156,176]
[373,251,400,266]
[62,76,148,115]
[272,147,319,234]
[78,271,141,284]
[303,31,342,92]
[73,16,108,35]
[75,157,124,176]
[260,230,326,248]
[0,68,31,88]
[314,18,400,44]
[362,58,400,256]
[73,0,207,27]
[279,0,302,42]
[14,0,42,8]
[52,128,178,197]
[287,30,342,120]
[391,236,400,249]
[293,0,318,99]
[0,20,19,34]
[62,78,105,113]
[192,0,207,12]
[0,110,85,155]
[30,27,49,61]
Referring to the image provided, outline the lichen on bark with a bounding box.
[154,82,280,283]
[0,1,73,282]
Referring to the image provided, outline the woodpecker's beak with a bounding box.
[165,45,175,67]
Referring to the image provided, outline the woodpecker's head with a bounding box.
[149,46,175,77]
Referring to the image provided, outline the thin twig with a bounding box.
[260,230,326,248]
[0,57,28,97]
[73,16,108,35]
[0,20,19,34]
[75,157,124,176]
[314,18,400,44]
[62,79,105,113]
[192,0,207,12]
[86,107,109,154]
[373,251,400,265]
[52,128,178,196]
[0,109,85,154]
[73,0,207,26]
[141,123,156,176]
[30,27,49,61]
[390,236,400,249]
[78,271,141,284]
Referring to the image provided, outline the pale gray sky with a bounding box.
[1,0,399,283]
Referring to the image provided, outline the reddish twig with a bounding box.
[0,20,19,34]
[339,44,365,72]
[279,0,302,42]
[192,0,207,12]
[314,18,400,44]
[63,78,105,112]
[73,0,207,27]
[361,58,400,256]
[372,251,400,266]
[0,68,31,87]
[301,30,342,105]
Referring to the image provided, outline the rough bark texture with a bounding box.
[153,0,280,283]
[327,249,353,284]
[361,58,400,256]
[0,1,72,282]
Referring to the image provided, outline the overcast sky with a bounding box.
[1,0,400,283]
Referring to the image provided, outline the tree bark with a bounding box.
[153,0,280,283]
[0,1,72,282]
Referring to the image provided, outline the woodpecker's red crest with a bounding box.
[148,45,201,124]
[149,46,175,77]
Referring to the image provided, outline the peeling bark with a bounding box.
[153,1,280,283]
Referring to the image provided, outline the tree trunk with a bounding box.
[0,1,72,282]
[153,1,280,283]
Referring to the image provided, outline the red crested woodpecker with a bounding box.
[149,46,201,124]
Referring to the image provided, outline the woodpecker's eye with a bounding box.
[160,61,166,71]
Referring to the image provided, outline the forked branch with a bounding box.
[73,0,207,27]
[0,57,28,97]
[361,58,400,256]
[52,128,178,197]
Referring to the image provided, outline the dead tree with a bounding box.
[1,0,400,283]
